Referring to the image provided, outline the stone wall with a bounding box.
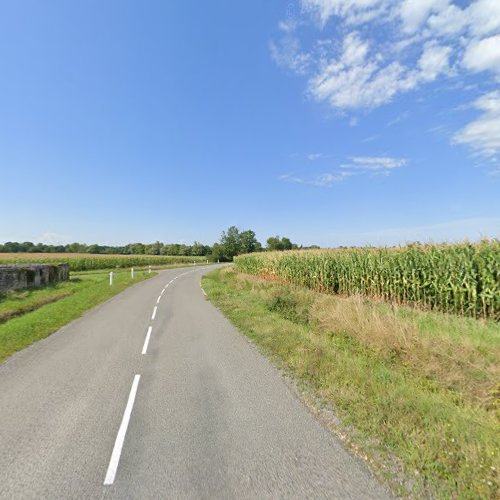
[0,264,69,294]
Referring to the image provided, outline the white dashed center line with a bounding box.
[141,326,153,355]
[151,306,157,320]
[104,375,141,485]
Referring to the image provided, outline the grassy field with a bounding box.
[203,267,499,499]
[0,269,154,363]
[235,241,499,320]
[0,253,209,271]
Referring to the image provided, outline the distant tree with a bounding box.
[191,241,205,256]
[2,242,21,253]
[211,243,224,262]
[128,243,145,255]
[66,242,87,253]
[0,232,268,258]
[266,236,295,251]
[266,236,283,251]
[281,237,293,251]
[145,241,162,255]
[239,230,259,254]
[220,226,241,260]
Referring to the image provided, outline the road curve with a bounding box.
[0,266,390,499]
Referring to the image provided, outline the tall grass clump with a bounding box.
[235,240,499,320]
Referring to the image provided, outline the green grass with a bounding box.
[0,283,75,323]
[203,268,499,499]
[0,270,154,363]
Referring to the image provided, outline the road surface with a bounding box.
[0,266,390,499]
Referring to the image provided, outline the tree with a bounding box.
[281,237,293,251]
[211,243,224,262]
[145,241,162,255]
[267,236,283,251]
[220,226,241,261]
[266,236,295,251]
[239,230,258,254]
[128,243,145,255]
[191,241,205,256]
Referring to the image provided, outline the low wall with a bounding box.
[0,264,69,294]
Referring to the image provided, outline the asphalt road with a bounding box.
[0,266,390,499]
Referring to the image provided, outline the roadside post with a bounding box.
[109,272,114,286]
[131,268,134,279]
[149,266,152,274]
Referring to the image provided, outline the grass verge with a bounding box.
[202,268,499,499]
[0,270,154,363]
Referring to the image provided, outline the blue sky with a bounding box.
[1,0,499,247]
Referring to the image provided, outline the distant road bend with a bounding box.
[0,266,389,499]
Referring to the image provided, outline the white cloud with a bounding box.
[399,0,449,34]
[307,32,452,109]
[349,156,407,169]
[273,1,500,110]
[463,34,500,74]
[280,171,352,187]
[270,35,311,75]
[454,91,500,162]
[280,154,405,187]
[427,3,467,36]
[307,153,323,160]
[302,0,387,26]
[271,0,500,168]
[308,31,420,109]
[417,42,452,81]
[311,172,353,186]
[467,0,500,37]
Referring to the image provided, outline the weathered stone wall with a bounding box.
[0,264,69,294]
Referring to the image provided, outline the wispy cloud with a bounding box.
[307,153,323,161]
[361,134,379,143]
[387,112,409,127]
[344,156,408,170]
[280,155,406,187]
[453,91,500,169]
[279,171,352,187]
[311,172,353,186]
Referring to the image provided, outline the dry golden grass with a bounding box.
[232,268,500,406]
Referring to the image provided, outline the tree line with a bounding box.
[0,227,319,261]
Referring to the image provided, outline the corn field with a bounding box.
[234,241,500,320]
[0,253,207,272]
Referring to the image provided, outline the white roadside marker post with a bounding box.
[131,268,134,279]
[110,272,114,286]
[149,266,151,274]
